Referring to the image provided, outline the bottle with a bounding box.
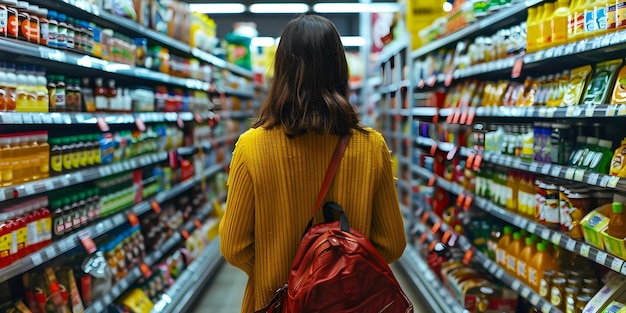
[517,237,537,284]
[49,137,62,176]
[0,215,12,267]
[554,0,572,46]
[528,242,557,292]
[62,197,73,233]
[69,136,79,170]
[46,74,55,112]
[595,0,609,34]
[4,63,15,111]
[14,65,27,112]
[569,136,588,166]
[26,5,39,44]
[610,138,626,176]
[78,192,87,226]
[61,137,73,172]
[47,10,57,47]
[580,137,600,169]
[81,78,95,112]
[543,2,556,48]
[94,77,107,111]
[32,131,49,180]
[50,199,64,238]
[24,201,39,254]
[107,79,117,111]
[15,1,28,42]
[506,171,519,212]
[56,13,66,49]
[527,7,539,52]
[54,75,65,112]
[66,17,75,50]
[38,199,51,248]
[74,135,85,169]
[10,211,27,259]
[574,0,587,38]
[38,7,47,46]
[506,232,524,275]
[35,67,48,112]
[496,226,513,267]
[25,66,37,112]
[0,63,7,112]
[608,202,626,238]
[584,0,597,36]
[589,139,613,173]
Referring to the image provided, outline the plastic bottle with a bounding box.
[14,65,27,112]
[56,13,66,49]
[589,139,614,173]
[54,75,65,112]
[543,2,557,48]
[580,137,600,169]
[38,7,47,46]
[608,202,626,238]
[25,66,37,112]
[610,138,626,176]
[62,197,72,233]
[61,137,73,172]
[35,67,48,112]
[49,137,62,176]
[554,0,572,45]
[74,135,85,169]
[496,226,513,267]
[584,0,598,36]
[569,0,582,40]
[537,5,547,48]
[527,7,540,52]
[506,171,519,212]
[574,0,587,38]
[507,232,524,275]
[47,10,57,47]
[38,198,51,249]
[69,136,79,170]
[11,211,26,259]
[107,79,117,111]
[50,199,64,238]
[596,0,609,34]
[4,63,15,112]
[46,74,55,112]
[618,0,626,29]
[528,242,557,292]
[24,201,39,254]
[94,77,107,111]
[0,63,7,112]
[569,136,588,166]
[92,134,101,166]
[517,237,537,284]
[0,214,12,267]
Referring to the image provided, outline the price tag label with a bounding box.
[512,280,521,292]
[621,263,626,275]
[527,223,537,234]
[541,228,551,239]
[574,169,586,181]
[611,258,624,272]
[551,165,562,177]
[456,193,466,207]
[44,180,54,191]
[489,262,498,274]
[541,302,552,313]
[93,302,104,313]
[431,221,442,234]
[60,176,70,187]
[519,219,529,229]
[151,201,161,214]
[79,232,97,254]
[427,176,436,187]
[45,247,56,259]
[128,212,139,227]
[463,195,473,211]
[111,285,121,297]
[521,287,531,298]
[462,249,474,265]
[31,253,43,267]
[600,175,611,187]
[551,233,561,245]
[139,263,152,279]
[580,244,591,257]
[619,104,626,116]
[512,57,524,78]
[539,107,547,117]
[588,173,600,185]
[494,268,504,279]
[596,251,608,264]
[541,164,551,175]
[181,229,190,240]
[194,219,203,229]
[530,294,540,306]
[607,105,618,116]
[566,239,577,251]
[24,184,35,196]
[566,106,576,117]
[565,168,576,180]
[529,163,539,172]
[585,104,597,117]
[608,176,621,188]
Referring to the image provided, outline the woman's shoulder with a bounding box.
[355,127,386,146]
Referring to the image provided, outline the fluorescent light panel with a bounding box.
[251,36,364,47]
[189,3,246,13]
[249,3,309,13]
[340,36,366,46]
[313,2,400,13]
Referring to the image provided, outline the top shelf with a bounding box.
[30,0,253,79]
[411,0,543,60]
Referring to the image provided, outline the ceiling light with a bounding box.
[252,37,278,47]
[249,3,309,13]
[443,2,453,12]
[189,3,246,14]
[341,36,366,47]
[312,3,400,13]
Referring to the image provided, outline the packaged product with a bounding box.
[116,288,154,313]
[584,273,626,313]
[463,284,518,313]
[581,203,611,249]
[611,63,626,104]
[563,65,593,106]
[610,138,626,177]
[602,301,626,313]
[582,59,623,104]
[55,267,85,313]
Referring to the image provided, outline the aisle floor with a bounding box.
[189,259,431,312]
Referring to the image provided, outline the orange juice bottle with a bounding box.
[517,237,537,284]
[506,232,524,275]
[543,2,557,48]
[527,7,540,52]
[506,171,519,212]
[496,226,514,267]
[608,202,626,238]
[554,0,572,45]
[528,243,556,292]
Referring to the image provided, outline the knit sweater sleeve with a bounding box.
[219,135,255,276]
[369,135,406,263]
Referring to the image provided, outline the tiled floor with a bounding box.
[189,260,431,312]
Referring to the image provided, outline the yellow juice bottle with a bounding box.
[596,0,609,34]
[14,66,28,112]
[527,7,539,52]
[496,226,514,267]
[584,0,598,36]
[517,237,537,284]
[554,0,572,45]
[543,2,557,48]
[537,5,547,49]
[528,243,557,292]
[506,171,519,212]
[506,232,524,275]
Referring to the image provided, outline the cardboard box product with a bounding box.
[584,273,626,313]
[581,205,611,249]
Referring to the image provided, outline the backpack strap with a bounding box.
[312,133,351,219]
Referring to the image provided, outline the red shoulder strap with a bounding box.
[312,133,351,218]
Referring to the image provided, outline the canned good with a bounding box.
[565,286,579,313]
[540,270,556,299]
[551,277,567,310]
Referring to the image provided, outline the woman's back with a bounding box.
[220,126,406,312]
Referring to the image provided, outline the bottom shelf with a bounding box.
[397,245,468,313]
[151,237,224,313]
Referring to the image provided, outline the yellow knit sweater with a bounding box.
[219,127,406,313]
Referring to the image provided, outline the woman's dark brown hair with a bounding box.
[252,14,364,137]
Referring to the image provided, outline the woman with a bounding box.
[219,14,407,313]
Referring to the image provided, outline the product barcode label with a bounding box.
[588,173,600,185]
[566,239,577,251]
[565,168,575,180]
[541,164,551,175]
[611,258,624,272]
[574,169,585,181]
[551,233,561,245]
[550,166,562,177]
[580,244,591,257]
[596,251,608,264]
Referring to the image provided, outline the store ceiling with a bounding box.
[184,0,398,39]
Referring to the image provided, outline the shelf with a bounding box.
[220,87,256,99]
[26,0,253,79]
[412,163,626,278]
[0,162,228,285]
[380,80,411,94]
[414,208,562,313]
[411,107,438,119]
[0,112,194,125]
[84,191,225,313]
[377,37,410,65]
[396,245,466,313]
[151,238,223,313]
[411,0,542,60]
[0,38,211,91]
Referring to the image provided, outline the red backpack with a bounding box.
[256,134,413,313]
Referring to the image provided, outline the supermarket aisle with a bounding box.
[189,259,431,312]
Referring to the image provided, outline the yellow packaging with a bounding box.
[583,59,623,105]
[610,138,626,176]
[584,274,626,313]
[602,227,626,259]
[581,204,611,249]
[611,63,626,104]
[602,301,626,313]
[116,288,154,313]
[563,65,593,106]
[553,0,571,46]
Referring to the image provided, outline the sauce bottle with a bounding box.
[496,226,513,267]
[0,214,12,267]
[61,137,73,172]
[78,192,87,226]
[54,75,65,112]
[94,77,107,111]
[49,137,62,176]
[62,197,73,234]
[46,10,57,47]
[38,7,47,45]
[0,63,7,112]
[69,136,80,169]
[46,74,55,112]
[38,198,51,248]
[528,242,557,292]
[543,2,556,48]
[4,63,15,112]
[506,232,524,275]
[517,237,537,284]
[107,79,117,111]
[24,200,39,254]
[15,65,27,112]
[12,210,27,259]
[608,202,626,238]
[56,13,66,49]
[25,66,37,112]
[35,67,48,112]
[50,199,64,238]
[92,134,101,165]
[506,171,519,212]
